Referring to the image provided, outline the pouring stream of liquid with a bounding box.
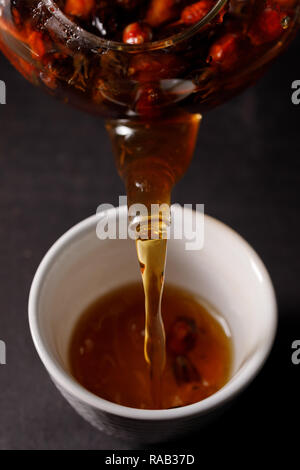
[106,111,201,407]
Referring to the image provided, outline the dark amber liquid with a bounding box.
[69,283,232,410]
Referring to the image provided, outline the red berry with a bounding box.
[207,33,240,70]
[146,0,177,27]
[248,7,289,46]
[173,355,200,385]
[181,0,227,25]
[135,85,162,117]
[181,1,212,24]
[12,7,22,27]
[167,317,197,356]
[64,0,95,19]
[123,22,153,45]
[27,31,46,59]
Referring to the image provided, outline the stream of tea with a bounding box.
[136,238,167,408]
[106,111,201,407]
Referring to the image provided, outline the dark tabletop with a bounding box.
[0,35,299,450]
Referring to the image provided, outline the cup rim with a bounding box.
[28,207,277,421]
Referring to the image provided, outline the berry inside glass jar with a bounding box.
[0,0,298,118]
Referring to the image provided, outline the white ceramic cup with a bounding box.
[29,206,277,443]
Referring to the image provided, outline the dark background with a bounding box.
[0,34,299,450]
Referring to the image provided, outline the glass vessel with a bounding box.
[0,0,299,210]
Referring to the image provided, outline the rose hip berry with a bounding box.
[248,6,289,46]
[123,22,153,45]
[135,84,162,117]
[27,31,46,59]
[181,1,212,25]
[181,0,227,25]
[167,317,197,356]
[146,0,177,27]
[207,33,240,70]
[173,355,200,385]
[64,0,95,19]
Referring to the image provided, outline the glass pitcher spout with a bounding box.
[106,110,202,211]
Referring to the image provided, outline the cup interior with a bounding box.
[29,207,277,413]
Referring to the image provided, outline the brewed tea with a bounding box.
[69,283,232,410]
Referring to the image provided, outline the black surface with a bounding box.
[0,35,300,450]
